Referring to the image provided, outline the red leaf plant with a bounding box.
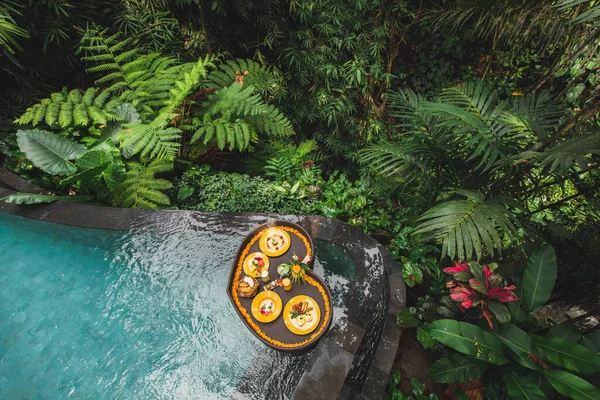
[444,261,518,329]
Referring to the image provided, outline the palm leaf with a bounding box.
[413,190,519,260]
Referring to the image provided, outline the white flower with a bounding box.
[301,255,311,264]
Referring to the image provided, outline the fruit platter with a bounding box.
[227,220,333,353]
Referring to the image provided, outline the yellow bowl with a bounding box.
[283,295,321,335]
[243,252,270,278]
[251,290,283,323]
[259,227,291,257]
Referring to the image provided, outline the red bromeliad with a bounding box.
[444,261,518,329]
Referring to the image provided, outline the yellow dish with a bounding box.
[243,252,270,278]
[259,227,291,257]
[283,295,321,335]
[251,290,282,323]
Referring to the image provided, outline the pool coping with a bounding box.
[0,167,406,400]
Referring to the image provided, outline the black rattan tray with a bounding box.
[227,220,333,353]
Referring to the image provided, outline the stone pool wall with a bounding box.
[0,167,406,400]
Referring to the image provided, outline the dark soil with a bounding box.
[391,328,446,397]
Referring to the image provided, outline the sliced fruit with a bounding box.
[297,315,305,326]
[306,313,313,322]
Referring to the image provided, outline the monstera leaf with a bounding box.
[16,129,86,175]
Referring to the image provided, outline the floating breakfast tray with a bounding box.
[227,220,333,353]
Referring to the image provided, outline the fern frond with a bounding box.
[207,58,284,102]
[201,83,294,144]
[117,114,181,160]
[191,118,256,151]
[112,160,173,209]
[413,190,519,261]
[79,26,140,93]
[15,87,117,129]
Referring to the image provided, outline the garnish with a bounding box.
[278,253,311,284]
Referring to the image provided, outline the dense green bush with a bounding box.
[174,165,315,214]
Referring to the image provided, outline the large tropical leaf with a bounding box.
[521,245,557,314]
[513,135,600,175]
[427,319,508,364]
[0,193,91,204]
[547,322,583,343]
[61,141,125,192]
[358,141,437,183]
[503,370,548,400]
[580,331,600,356]
[532,334,600,373]
[429,353,487,383]
[542,370,600,400]
[491,324,539,370]
[16,129,86,175]
[413,190,519,260]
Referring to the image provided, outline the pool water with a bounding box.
[0,213,353,399]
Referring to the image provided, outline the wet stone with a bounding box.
[292,338,354,400]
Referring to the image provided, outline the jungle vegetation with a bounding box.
[1,1,600,398]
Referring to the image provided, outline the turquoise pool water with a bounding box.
[0,213,353,399]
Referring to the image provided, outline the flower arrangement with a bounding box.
[444,261,518,329]
[278,253,311,284]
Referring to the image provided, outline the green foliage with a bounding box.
[427,245,600,399]
[0,1,28,54]
[542,369,600,400]
[16,129,86,175]
[413,190,519,261]
[112,159,173,208]
[401,257,424,287]
[15,87,117,129]
[62,141,126,193]
[174,166,315,214]
[0,192,91,204]
[427,319,509,364]
[503,370,548,400]
[581,331,600,355]
[191,83,293,151]
[531,334,600,374]
[521,245,557,314]
[206,58,284,102]
[429,353,487,384]
[547,322,583,343]
[384,370,439,400]
[79,27,141,92]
